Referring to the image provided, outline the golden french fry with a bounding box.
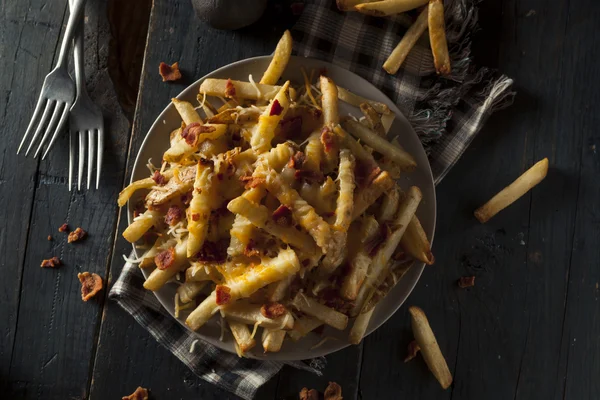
[199,79,285,101]
[356,0,429,17]
[428,0,451,75]
[229,321,256,354]
[221,301,294,330]
[352,171,395,220]
[143,238,190,291]
[383,7,429,75]
[360,103,385,137]
[172,98,203,125]
[336,0,373,11]
[177,281,207,304]
[291,293,348,330]
[262,329,286,353]
[348,308,374,344]
[251,81,291,153]
[337,85,392,115]
[409,306,453,389]
[475,158,548,223]
[320,76,340,126]
[400,216,434,264]
[260,30,293,85]
[122,210,161,243]
[287,316,323,341]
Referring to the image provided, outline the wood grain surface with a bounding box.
[1,0,599,399]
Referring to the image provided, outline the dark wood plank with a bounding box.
[4,1,130,398]
[0,0,68,392]
[89,1,306,399]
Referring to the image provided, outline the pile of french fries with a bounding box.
[118,30,434,356]
[337,0,451,75]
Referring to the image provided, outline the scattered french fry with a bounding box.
[474,158,549,223]
[383,7,429,75]
[409,306,453,389]
[428,0,451,75]
[356,0,429,17]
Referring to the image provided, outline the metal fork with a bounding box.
[68,3,104,190]
[17,0,87,159]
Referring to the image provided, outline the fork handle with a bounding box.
[56,0,87,70]
[70,0,87,98]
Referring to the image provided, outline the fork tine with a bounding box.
[34,101,67,159]
[87,130,95,190]
[78,130,86,191]
[96,128,104,189]
[18,97,47,154]
[41,104,70,160]
[69,131,74,191]
[24,100,54,156]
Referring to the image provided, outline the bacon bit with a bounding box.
[181,190,193,205]
[152,170,167,186]
[40,256,60,268]
[320,126,336,153]
[261,302,287,319]
[191,213,200,222]
[195,239,228,263]
[404,340,421,362]
[78,272,103,302]
[458,276,476,288]
[159,62,182,82]
[122,386,149,400]
[244,239,261,258]
[287,151,306,169]
[164,205,182,226]
[299,388,319,400]
[294,169,324,183]
[270,99,283,116]
[279,116,303,139]
[324,382,343,400]
[216,285,232,305]
[68,227,87,243]
[58,223,69,232]
[272,204,293,226]
[181,122,201,146]
[155,247,176,270]
[225,78,236,98]
[290,2,305,15]
[47,235,52,241]
[241,176,266,189]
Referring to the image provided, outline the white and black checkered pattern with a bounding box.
[110,1,514,398]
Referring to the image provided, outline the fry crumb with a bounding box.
[324,382,343,400]
[68,227,87,243]
[458,276,475,288]
[78,272,103,301]
[159,61,181,82]
[404,339,421,362]
[299,388,319,400]
[122,386,149,400]
[47,235,52,241]
[40,256,61,268]
[58,223,69,232]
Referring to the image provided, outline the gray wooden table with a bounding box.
[1,0,599,399]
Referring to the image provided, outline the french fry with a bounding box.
[355,0,429,16]
[428,0,451,75]
[187,161,217,257]
[342,118,417,170]
[228,321,256,354]
[348,308,374,344]
[409,306,453,389]
[336,85,391,115]
[352,171,395,220]
[334,126,380,173]
[340,216,379,300]
[185,263,217,282]
[186,249,300,330]
[262,329,286,353]
[336,0,374,11]
[118,170,175,207]
[164,124,228,162]
[227,196,317,254]
[304,131,323,172]
[400,216,434,264]
[122,210,162,243]
[177,281,207,304]
[227,187,266,257]
[251,81,291,153]
[172,98,202,125]
[199,78,285,101]
[360,103,385,137]
[267,274,294,302]
[137,238,165,269]
[383,7,429,75]
[260,30,293,85]
[299,181,337,216]
[143,238,190,291]
[221,301,295,330]
[352,186,422,315]
[321,76,339,126]
[287,316,323,341]
[290,293,348,330]
[378,186,401,222]
[474,158,548,223]
[144,166,197,207]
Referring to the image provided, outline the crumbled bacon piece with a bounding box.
[244,239,261,258]
[241,175,266,189]
[195,240,228,263]
[225,78,236,98]
[404,340,421,362]
[279,116,303,139]
[40,256,60,268]
[287,151,306,170]
[320,126,336,153]
[155,247,176,270]
[320,288,353,314]
[152,170,167,186]
[58,223,69,232]
[47,235,52,241]
[261,302,287,319]
[272,204,293,226]
[78,272,103,302]
[122,386,149,400]
[159,62,181,82]
[68,227,87,243]
[458,276,475,288]
[324,382,343,400]
[216,285,232,305]
[290,2,305,15]
[164,205,182,226]
[299,388,319,400]
[180,122,201,145]
[191,213,200,222]
[270,99,283,116]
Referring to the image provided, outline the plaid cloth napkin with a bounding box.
[110,0,514,398]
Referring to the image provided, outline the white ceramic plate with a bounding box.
[128,56,436,360]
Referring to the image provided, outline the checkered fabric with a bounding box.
[110,1,514,398]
